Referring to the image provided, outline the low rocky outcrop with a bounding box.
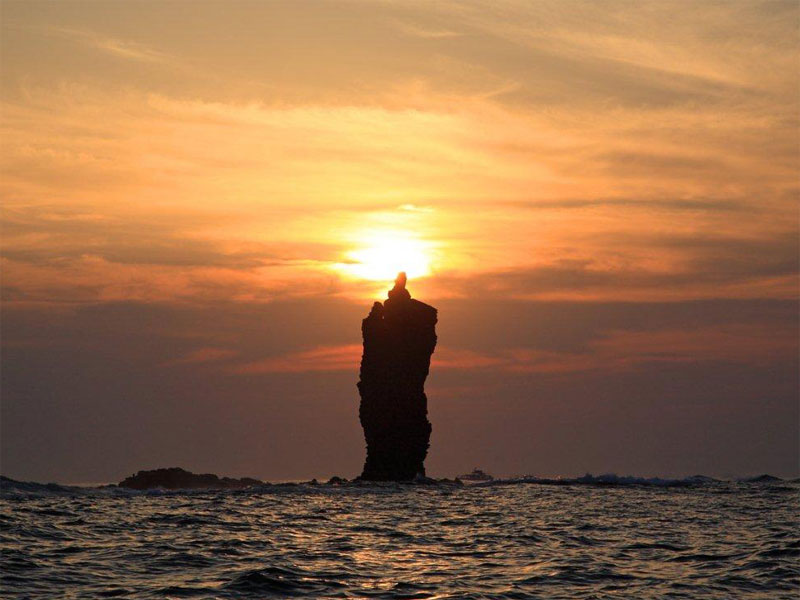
[741,474,782,483]
[357,272,437,481]
[118,467,262,490]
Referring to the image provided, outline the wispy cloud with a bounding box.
[393,20,463,39]
[48,26,171,63]
[163,347,238,367]
[225,322,796,376]
[431,325,797,374]
[230,344,362,374]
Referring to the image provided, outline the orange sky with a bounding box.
[1,1,798,482]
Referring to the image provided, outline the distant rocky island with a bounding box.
[118,467,262,490]
[357,272,437,481]
[113,468,460,490]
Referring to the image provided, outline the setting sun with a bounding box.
[337,231,433,282]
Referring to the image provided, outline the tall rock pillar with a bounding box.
[357,272,437,481]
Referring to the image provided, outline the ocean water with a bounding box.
[1,477,798,599]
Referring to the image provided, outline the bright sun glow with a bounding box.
[337,232,433,282]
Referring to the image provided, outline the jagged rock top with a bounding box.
[387,271,411,302]
[367,271,437,326]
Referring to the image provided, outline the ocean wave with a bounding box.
[2,478,798,599]
[220,565,347,597]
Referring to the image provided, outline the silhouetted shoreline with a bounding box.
[2,471,796,493]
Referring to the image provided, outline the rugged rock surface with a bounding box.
[357,272,437,481]
[118,467,262,490]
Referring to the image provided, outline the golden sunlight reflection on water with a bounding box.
[2,480,798,598]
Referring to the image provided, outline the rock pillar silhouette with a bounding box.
[357,272,437,480]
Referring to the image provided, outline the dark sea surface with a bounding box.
[1,476,798,599]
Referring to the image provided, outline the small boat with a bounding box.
[458,468,494,482]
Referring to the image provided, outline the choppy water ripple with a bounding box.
[1,480,798,599]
